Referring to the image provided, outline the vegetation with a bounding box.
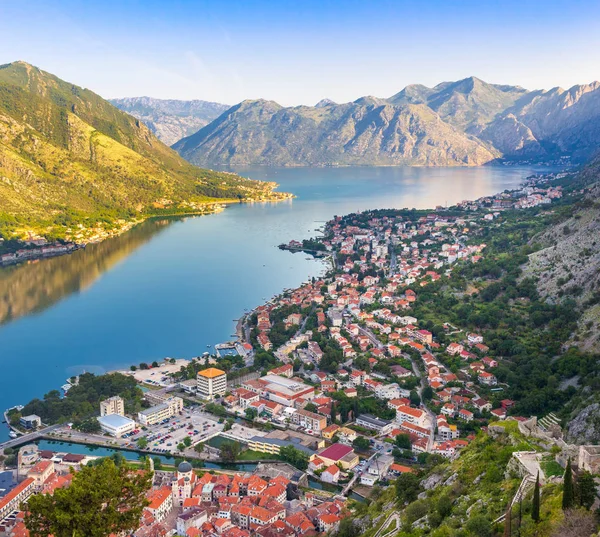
[278,445,309,470]
[0,62,285,243]
[25,458,152,537]
[18,372,142,426]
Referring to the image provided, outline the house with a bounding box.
[472,398,492,413]
[482,357,498,368]
[321,424,340,440]
[395,405,427,428]
[458,409,474,422]
[446,343,463,356]
[491,408,507,420]
[321,465,340,484]
[467,333,483,345]
[146,487,174,522]
[478,371,497,386]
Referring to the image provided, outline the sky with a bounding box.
[1,0,599,107]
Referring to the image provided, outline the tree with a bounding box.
[304,402,318,413]
[532,471,540,522]
[395,472,421,504]
[245,408,258,421]
[409,390,421,406]
[465,515,491,537]
[220,441,241,463]
[552,508,597,537]
[183,436,192,448]
[577,471,596,510]
[437,494,453,519]
[25,458,152,537]
[77,418,101,434]
[562,458,575,510]
[336,517,359,537]
[352,436,370,451]
[136,437,148,450]
[422,386,434,401]
[278,445,309,470]
[394,433,411,450]
[330,402,337,424]
[177,443,186,452]
[151,361,159,368]
[194,443,205,454]
[152,457,163,471]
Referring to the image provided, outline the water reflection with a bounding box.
[0,219,172,325]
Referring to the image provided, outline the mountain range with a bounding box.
[109,97,229,146]
[0,62,277,241]
[168,77,600,167]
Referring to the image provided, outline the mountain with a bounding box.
[173,98,498,167]
[389,76,529,132]
[0,61,279,241]
[173,76,600,167]
[482,82,600,160]
[109,96,229,146]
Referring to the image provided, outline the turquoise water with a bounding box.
[0,165,555,441]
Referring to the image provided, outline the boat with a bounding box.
[8,431,18,439]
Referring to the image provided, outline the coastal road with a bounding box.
[0,424,63,452]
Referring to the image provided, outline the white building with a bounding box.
[97,414,136,437]
[138,396,183,426]
[100,396,125,417]
[197,368,227,400]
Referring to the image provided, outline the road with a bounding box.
[406,354,437,451]
[341,450,379,496]
[0,424,63,451]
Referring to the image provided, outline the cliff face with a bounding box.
[173,98,498,167]
[171,76,600,167]
[110,96,229,146]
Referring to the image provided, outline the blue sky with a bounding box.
[1,0,599,106]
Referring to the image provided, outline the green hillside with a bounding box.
[0,61,281,241]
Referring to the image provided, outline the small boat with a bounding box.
[8,431,18,439]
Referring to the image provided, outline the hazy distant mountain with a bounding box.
[110,96,229,146]
[482,82,600,160]
[173,97,498,167]
[173,76,600,167]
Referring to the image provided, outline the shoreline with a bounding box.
[1,166,570,424]
[0,191,294,269]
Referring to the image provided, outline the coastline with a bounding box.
[0,190,294,268]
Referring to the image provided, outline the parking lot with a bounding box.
[122,409,224,455]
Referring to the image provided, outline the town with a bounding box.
[0,172,597,537]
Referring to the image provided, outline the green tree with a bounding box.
[194,443,205,454]
[330,402,337,424]
[394,433,411,450]
[136,437,148,450]
[177,442,186,452]
[465,515,491,537]
[183,436,192,448]
[25,458,152,537]
[395,472,421,505]
[245,408,258,421]
[352,436,370,451]
[577,471,596,510]
[437,494,453,519]
[278,445,309,470]
[562,458,575,510]
[409,390,421,406]
[77,418,101,434]
[532,471,540,522]
[220,441,242,463]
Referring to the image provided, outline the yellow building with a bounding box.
[197,368,227,400]
[321,424,340,440]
